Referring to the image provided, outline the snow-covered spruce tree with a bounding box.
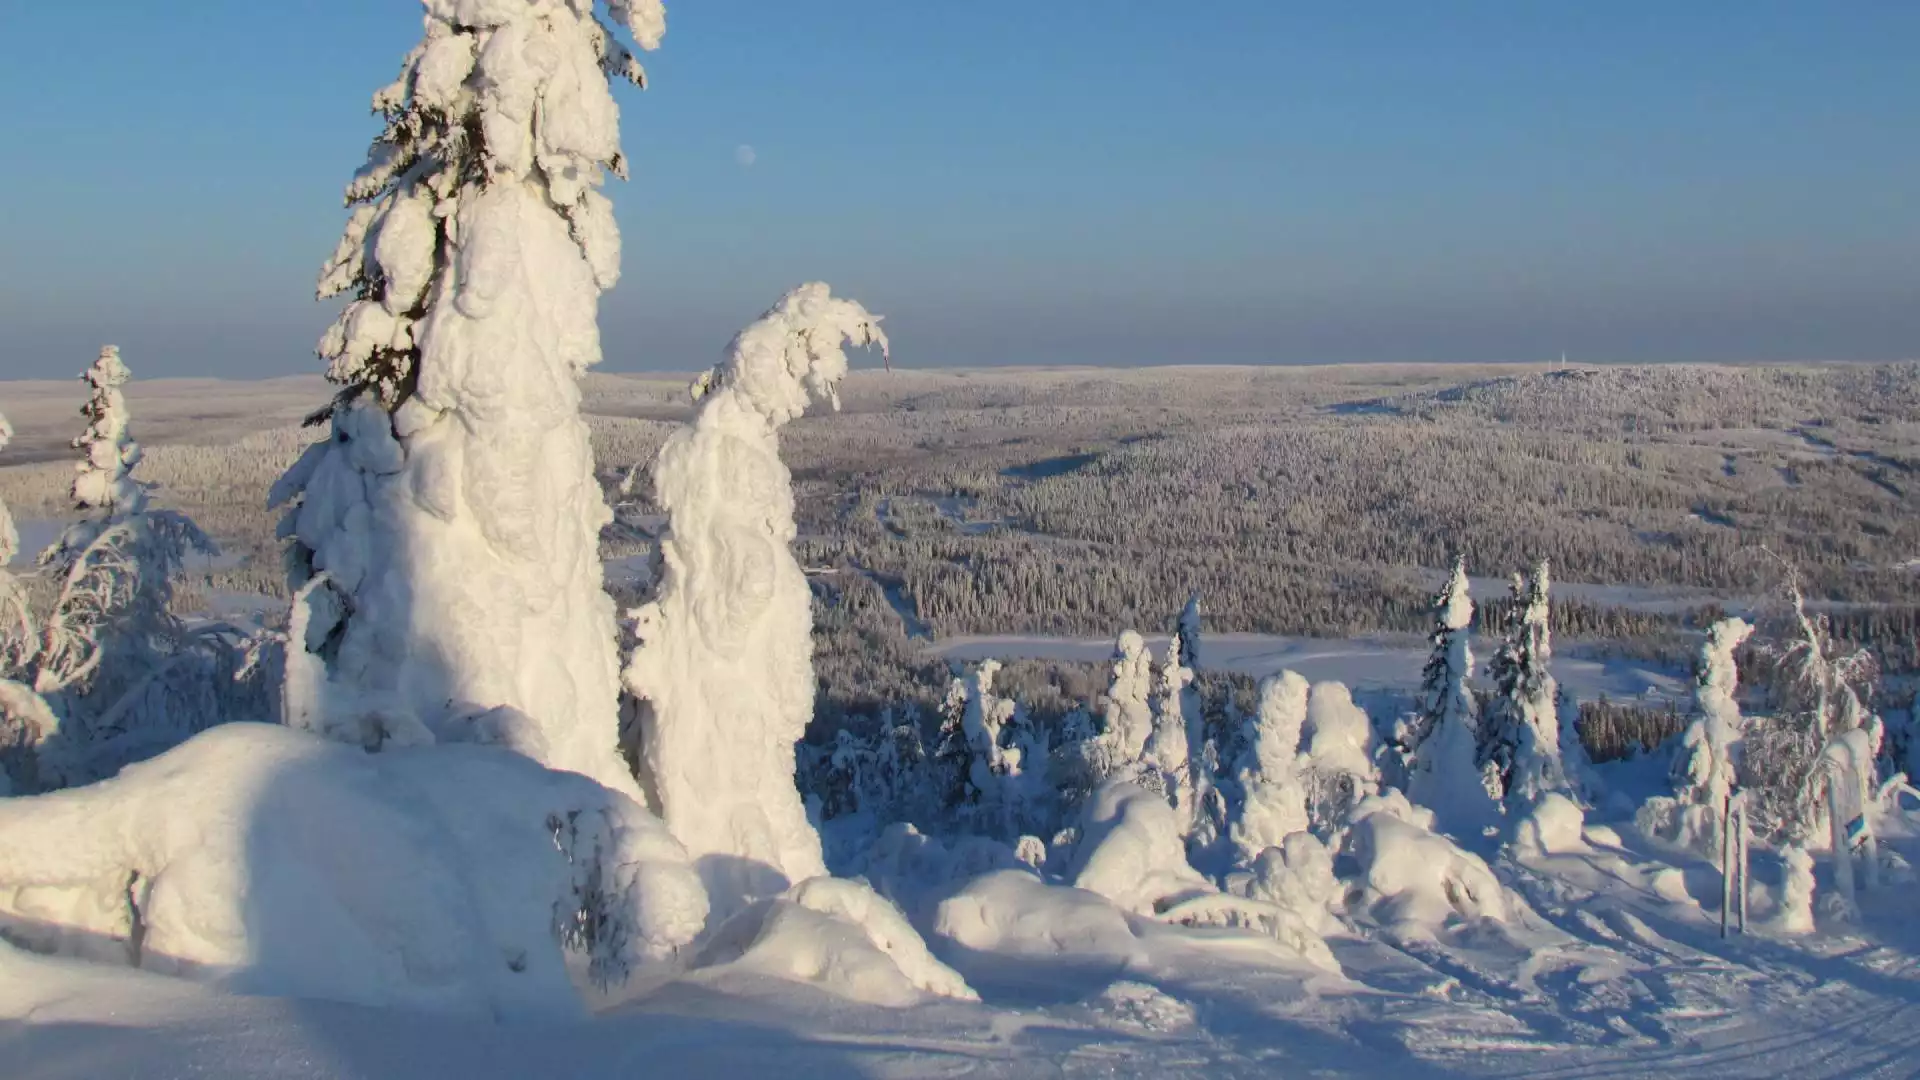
[1231,670,1310,866]
[1145,631,1196,823]
[1403,557,1500,835]
[7,348,218,788]
[270,1,666,791]
[1665,616,1754,852]
[1100,629,1154,766]
[1477,560,1575,811]
[624,284,889,911]
[1302,679,1380,835]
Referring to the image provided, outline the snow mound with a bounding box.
[1346,791,1506,935]
[1068,781,1214,916]
[696,876,976,1006]
[932,869,1144,966]
[1094,980,1197,1033]
[0,723,705,1018]
[1512,792,1589,855]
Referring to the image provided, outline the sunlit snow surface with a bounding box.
[12,810,1920,1078]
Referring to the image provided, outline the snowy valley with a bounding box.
[4,2,1920,1078]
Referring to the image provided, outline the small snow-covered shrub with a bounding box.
[1302,680,1380,835]
[1346,791,1506,935]
[1244,832,1340,934]
[695,876,975,1006]
[1068,781,1213,917]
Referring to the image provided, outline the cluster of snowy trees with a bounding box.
[806,547,1906,934]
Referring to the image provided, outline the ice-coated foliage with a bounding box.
[625,284,888,913]
[1403,557,1499,835]
[1479,561,1576,810]
[1231,671,1309,866]
[1743,569,1878,848]
[274,1,663,794]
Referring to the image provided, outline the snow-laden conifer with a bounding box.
[1231,671,1310,865]
[1145,631,1196,822]
[624,284,888,912]
[1404,557,1500,834]
[1668,616,1754,850]
[1478,560,1577,810]
[10,349,216,787]
[1101,629,1154,764]
[270,1,665,791]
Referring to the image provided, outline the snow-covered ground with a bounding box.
[938,632,1690,703]
[9,803,1920,1078]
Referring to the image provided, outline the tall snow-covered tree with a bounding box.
[1669,616,1753,851]
[1145,631,1196,823]
[1478,560,1576,810]
[624,284,889,912]
[1102,629,1155,764]
[1403,557,1500,834]
[270,1,666,791]
[1231,670,1310,865]
[959,658,1020,802]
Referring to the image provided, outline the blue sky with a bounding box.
[2,2,1916,378]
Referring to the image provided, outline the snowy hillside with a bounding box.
[4,2,1920,1078]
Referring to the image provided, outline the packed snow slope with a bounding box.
[10,786,1920,1077]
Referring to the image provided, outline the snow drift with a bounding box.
[695,876,975,1006]
[0,723,705,1018]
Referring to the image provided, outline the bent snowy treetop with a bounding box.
[627,284,889,914]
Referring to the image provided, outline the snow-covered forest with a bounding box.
[3,3,1920,1077]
